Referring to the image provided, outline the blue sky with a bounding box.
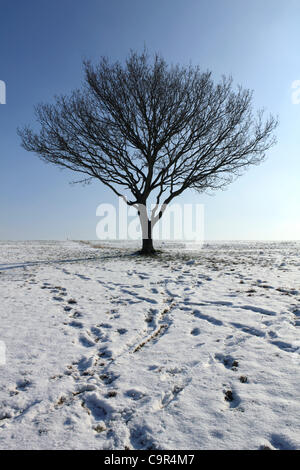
[0,0,299,240]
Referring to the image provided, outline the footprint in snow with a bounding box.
[191,327,201,336]
[215,354,239,370]
[83,393,114,421]
[129,424,158,450]
[223,389,242,409]
[69,320,83,329]
[97,323,112,329]
[151,287,159,294]
[79,334,96,348]
[117,328,127,335]
[69,311,83,318]
[76,356,96,372]
[98,347,113,359]
[125,389,145,401]
[16,379,32,391]
[270,433,299,450]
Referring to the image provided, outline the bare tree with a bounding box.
[18,51,277,253]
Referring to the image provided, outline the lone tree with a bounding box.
[19,51,277,254]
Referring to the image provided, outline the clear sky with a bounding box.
[0,0,299,241]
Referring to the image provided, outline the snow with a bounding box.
[0,240,300,450]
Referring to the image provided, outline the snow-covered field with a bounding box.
[0,240,300,450]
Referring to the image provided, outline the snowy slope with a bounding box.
[0,240,299,449]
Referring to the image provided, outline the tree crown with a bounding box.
[19,50,278,223]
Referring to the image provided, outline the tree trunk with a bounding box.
[139,210,156,254]
[142,236,155,254]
